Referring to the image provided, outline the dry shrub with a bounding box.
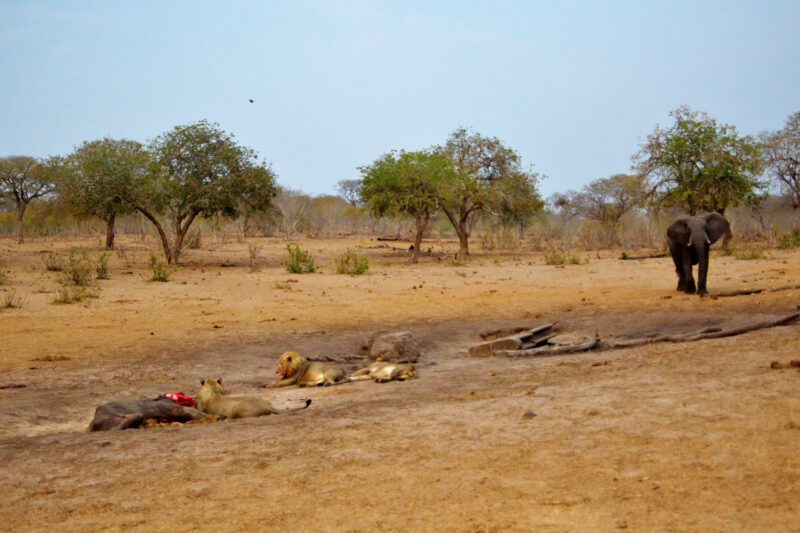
[2,289,26,309]
[332,248,369,275]
[54,286,100,304]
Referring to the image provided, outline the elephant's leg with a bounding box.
[668,240,686,291]
[696,242,710,295]
[682,246,696,294]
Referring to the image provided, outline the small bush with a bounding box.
[2,289,26,309]
[332,248,369,275]
[184,229,202,250]
[96,252,110,280]
[62,248,94,286]
[0,261,6,285]
[273,280,292,290]
[544,247,582,265]
[149,254,172,282]
[248,243,262,272]
[54,286,100,304]
[778,228,800,249]
[285,244,316,273]
[44,254,65,272]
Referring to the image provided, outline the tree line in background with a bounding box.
[2,107,799,264]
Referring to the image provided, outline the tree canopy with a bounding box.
[60,138,149,249]
[763,110,800,209]
[633,106,764,215]
[439,127,543,255]
[132,120,277,264]
[0,155,57,243]
[359,150,457,263]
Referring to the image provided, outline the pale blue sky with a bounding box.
[1,1,798,197]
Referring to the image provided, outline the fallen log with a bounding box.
[598,312,800,350]
[712,284,800,298]
[621,251,669,260]
[469,323,556,357]
[502,329,598,357]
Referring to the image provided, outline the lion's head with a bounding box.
[276,351,306,378]
[200,377,226,395]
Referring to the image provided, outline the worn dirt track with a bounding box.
[1,236,799,532]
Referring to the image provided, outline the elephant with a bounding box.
[666,212,731,295]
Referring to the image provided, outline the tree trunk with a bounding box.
[169,210,199,265]
[105,214,116,249]
[411,212,430,264]
[442,207,471,257]
[16,201,27,244]
[134,206,173,264]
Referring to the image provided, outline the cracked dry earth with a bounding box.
[0,237,799,532]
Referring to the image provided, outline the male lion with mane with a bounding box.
[197,377,311,418]
[264,351,347,388]
[349,361,418,383]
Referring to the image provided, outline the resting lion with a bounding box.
[349,361,418,383]
[264,351,346,388]
[196,377,311,418]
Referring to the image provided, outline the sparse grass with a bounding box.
[149,254,173,282]
[61,248,94,286]
[53,286,100,304]
[544,247,582,265]
[115,246,136,267]
[2,289,26,309]
[0,260,6,285]
[273,280,292,290]
[95,252,110,280]
[454,270,466,277]
[778,228,800,249]
[492,256,502,265]
[285,244,316,273]
[733,245,766,261]
[248,243,262,272]
[480,226,520,251]
[44,254,65,272]
[332,248,369,275]
[446,255,465,267]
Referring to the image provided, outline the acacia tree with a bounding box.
[763,110,800,210]
[558,174,646,243]
[131,120,277,264]
[439,127,543,256]
[359,150,457,263]
[0,156,57,244]
[633,106,764,215]
[60,138,150,249]
[336,179,361,207]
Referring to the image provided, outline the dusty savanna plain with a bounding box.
[0,235,799,532]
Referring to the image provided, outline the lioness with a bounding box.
[196,377,311,418]
[265,351,346,388]
[349,361,418,383]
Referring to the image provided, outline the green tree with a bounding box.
[359,150,457,263]
[132,120,277,264]
[60,138,150,249]
[0,156,57,244]
[633,106,764,215]
[439,127,543,255]
[763,110,800,210]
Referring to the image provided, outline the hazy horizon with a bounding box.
[2,1,798,198]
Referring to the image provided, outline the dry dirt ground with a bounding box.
[1,235,799,532]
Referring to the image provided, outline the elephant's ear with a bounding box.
[667,218,690,245]
[704,213,731,244]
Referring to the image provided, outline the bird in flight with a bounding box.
[249,98,255,103]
